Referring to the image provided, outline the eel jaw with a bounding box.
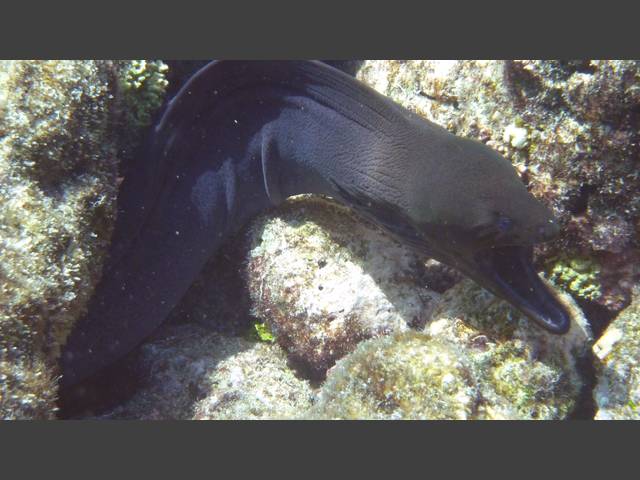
[467,245,571,334]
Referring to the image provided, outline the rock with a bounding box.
[593,287,640,420]
[0,60,168,419]
[310,332,480,420]
[357,60,640,313]
[98,324,314,420]
[245,195,442,376]
[424,279,591,419]
[311,280,591,420]
[0,61,120,419]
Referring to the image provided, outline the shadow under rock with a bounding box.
[566,298,618,420]
[57,324,259,420]
[566,349,597,420]
[166,228,256,336]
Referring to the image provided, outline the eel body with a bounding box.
[60,61,570,387]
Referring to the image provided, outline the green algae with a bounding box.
[310,326,581,420]
[548,256,601,302]
[253,321,275,343]
[425,279,591,419]
[118,60,169,130]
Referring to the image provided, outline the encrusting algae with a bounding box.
[310,332,481,420]
[0,60,168,419]
[310,279,591,421]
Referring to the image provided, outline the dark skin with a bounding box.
[60,61,570,388]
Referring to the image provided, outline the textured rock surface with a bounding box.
[424,279,591,419]
[312,281,591,420]
[97,324,314,420]
[245,195,442,376]
[357,60,640,312]
[310,333,480,419]
[0,61,121,418]
[0,60,167,419]
[593,287,640,420]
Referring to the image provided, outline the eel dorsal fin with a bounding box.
[155,60,405,142]
[112,61,410,268]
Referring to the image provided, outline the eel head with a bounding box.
[332,138,571,334]
[409,138,571,333]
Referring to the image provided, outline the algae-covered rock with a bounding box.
[311,280,591,420]
[310,332,480,420]
[0,60,168,419]
[245,195,441,376]
[98,324,314,420]
[424,279,591,419]
[593,287,640,420]
[0,61,120,419]
[357,60,640,312]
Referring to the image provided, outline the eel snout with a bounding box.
[473,245,571,334]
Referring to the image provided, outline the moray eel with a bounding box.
[60,60,570,387]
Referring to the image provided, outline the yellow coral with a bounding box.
[549,257,601,301]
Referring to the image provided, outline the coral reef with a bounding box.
[97,324,314,420]
[0,60,168,419]
[4,60,637,420]
[0,61,120,418]
[357,60,640,313]
[245,195,441,376]
[593,287,640,419]
[548,256,601,302]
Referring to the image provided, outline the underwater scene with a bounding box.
[0,60,638,420]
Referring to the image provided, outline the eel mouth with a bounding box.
[469,245,571,334]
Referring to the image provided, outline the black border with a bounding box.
[1,1,638,58]
[1,421,638,472]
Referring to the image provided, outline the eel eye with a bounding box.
[497,215,513,233]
